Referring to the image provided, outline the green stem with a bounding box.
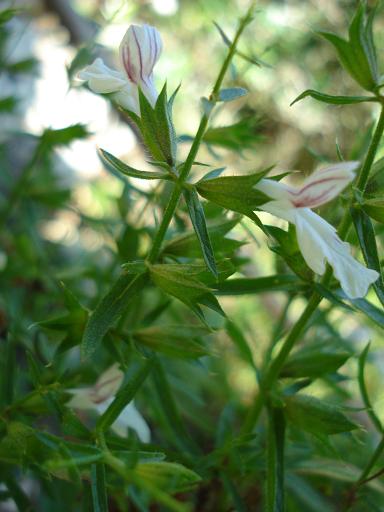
[0,141,44,228]
[356,437,384,486]
[243,103,384,433]
[147,183,182,262]
[103,452,189,512]
[146,2,256,263]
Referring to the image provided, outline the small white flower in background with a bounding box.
[255,162,379,299]
[68,364,151,443]
[78,24,162,115]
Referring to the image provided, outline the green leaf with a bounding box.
[295,458,384,493]
[218,87,248,102]
[98,148,172,180]
[281,341,351,379]
[216,274,304,295]
[162,215,243,259]
[138,84,177,165]
[0,8,20,24]
[362,198,384,223]
[196,167,271,222]
[0,336,15,408]
[358,342,383,433]
[183,187,217,277]
[149,261,233,321]
[121,261,148,274]
[319,4,379,92]
[290,89,377,106]
[351,207,384,307]
[6,58,38,74]
[41,124,90,148]
[0,96,18,113]
[348,296,384,328]
[91,463,108,512]
[225,320,256,370]
[134,461,201,493]
[151,358,199,454]
[316,285,384,328]
[267,407,285,512]
[133,325,211,359]
[96,358,153,432]
[284,394,359,435]
[81,273,148,360]
[348,3,378,85]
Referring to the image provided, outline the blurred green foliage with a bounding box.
[0,1,384,511]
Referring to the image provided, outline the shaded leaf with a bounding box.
[216,274,304,295]
[99,148,172,180]
[291,89,377,106]
[81,273,148,360]
[284,394,359,435]
[133,325,210,359]
[351,207,384,307]
[218,87,248,102]
[183,187,217,276]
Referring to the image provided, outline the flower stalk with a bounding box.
[243,101,384,434]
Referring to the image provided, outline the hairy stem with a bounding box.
[146,2,256,263]
[357,437,384,486]
[243,103,384,433]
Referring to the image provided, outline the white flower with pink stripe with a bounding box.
[78,24,162,115]
[256,162,379,299]
[68,364,151,442]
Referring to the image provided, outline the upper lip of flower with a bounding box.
[77,23,163,113]
[254,161,379,299]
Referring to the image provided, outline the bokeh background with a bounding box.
[1,0,384,510]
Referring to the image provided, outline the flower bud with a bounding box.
[119,24,162,106]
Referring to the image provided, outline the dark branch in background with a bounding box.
[42,0,96,45]
[40,0,143,144]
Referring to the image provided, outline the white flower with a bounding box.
[68,364,151,443]
[78,24,162,114]
[255,162,379,299]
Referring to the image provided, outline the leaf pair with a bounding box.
[195,167,270,225]
[148,261,234,323]
[321,4,379,92]
[292,4,380,106]
[134,85,178,166]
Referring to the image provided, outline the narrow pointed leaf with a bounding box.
[351,207,384,307]
[267,407,285,512]
[91,463,108,512]
[183,187,217,277]
[96,358,153,432]
[99,148,171,180]
[218,87,248,102]
[290,89,377,106]
[81,273,148,359]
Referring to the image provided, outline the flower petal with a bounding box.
[67,387,95,410]
[119,24,162,84]
[256,178,295,201]
[258,198,297,224]
[114,83,140,114]
[290,161,358,208]
[90,364,124,404]
[78,58,128,94]
[97,399,151,442]
[294,209,379,298]
[294,208,334,275]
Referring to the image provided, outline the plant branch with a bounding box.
[146,1,256,263]
[242,103,384,434]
